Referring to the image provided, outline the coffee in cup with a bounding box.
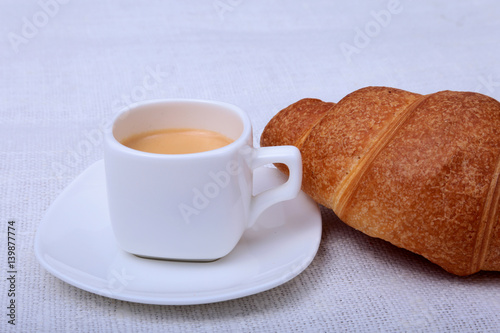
[105,99,302,261]
[120,128,233,154]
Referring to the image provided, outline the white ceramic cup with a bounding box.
[104,99,302,261]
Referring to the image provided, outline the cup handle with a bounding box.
[248,146,302,227]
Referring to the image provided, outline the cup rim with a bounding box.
[106,98,252,159]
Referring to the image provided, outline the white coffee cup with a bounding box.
[104,99,302,261]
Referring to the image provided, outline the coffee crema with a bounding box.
[120,128,234,154]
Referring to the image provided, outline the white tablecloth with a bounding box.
[2,0,499,331]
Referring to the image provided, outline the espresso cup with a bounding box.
[104,99,302,261]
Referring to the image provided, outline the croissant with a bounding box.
[261,86,500,276]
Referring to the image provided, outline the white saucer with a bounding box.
[35,160,322,305]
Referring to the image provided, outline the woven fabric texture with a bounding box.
[1,0,499,332]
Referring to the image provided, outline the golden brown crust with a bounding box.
[301,87,422,209]
[479,153,500,272]
[260,98,335,149]
[260,87,500,276]
[260,98,334,177]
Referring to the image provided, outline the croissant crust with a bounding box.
[261,86,500,276]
